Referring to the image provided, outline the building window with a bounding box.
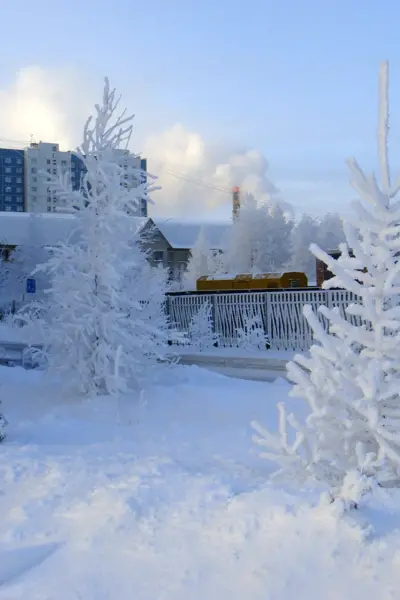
[16,168,22,174]
[16,187,22,193]
[5,207,11,212]
[31,187,37,192]
[31,167,37,173]
[47,207,52,212]
[47,159,51,165]
[4,177,11,183]
[5,167,11,174]
[153,251,164,263]
[4,158,11,164]
[5,187,11,193]
[5,196,11,201]
[17,207,23,212]
[32,176,37,183]
[16,177,22,184]
[30,158,37,164]
[52,146,57,152]
[16,159,22,165]
[62,160,67,166]
[16,196,23,202]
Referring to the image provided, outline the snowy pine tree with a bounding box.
[29,78,169,396]
[252,61,400,499]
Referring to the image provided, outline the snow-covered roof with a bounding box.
[152,218,231,250]
[0,212,79,246]
[0,212,149,247]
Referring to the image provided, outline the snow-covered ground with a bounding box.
[1,364,400,599]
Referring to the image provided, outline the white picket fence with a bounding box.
[166,290,360,351]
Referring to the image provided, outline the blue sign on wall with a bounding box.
[26,278,36,294]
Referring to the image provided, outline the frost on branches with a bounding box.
[30,78,169,396]
[252,61,400,500]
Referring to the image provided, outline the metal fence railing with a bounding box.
[166,289,360,351]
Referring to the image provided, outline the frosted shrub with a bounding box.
[237,312,269,351]
[188,302,219,351]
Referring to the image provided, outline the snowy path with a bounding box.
[1,365,400,599]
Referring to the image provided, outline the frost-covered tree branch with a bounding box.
[252,60,400,503]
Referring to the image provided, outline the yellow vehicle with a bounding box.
[196,272,308,292]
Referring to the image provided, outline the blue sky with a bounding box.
[2,0,400,216]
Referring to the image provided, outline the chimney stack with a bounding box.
[232,186,240,219]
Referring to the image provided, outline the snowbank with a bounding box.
[0,365,399,598]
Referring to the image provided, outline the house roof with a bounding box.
[0,212,79,246]
[0,212,147,247]
[151,218,231,250]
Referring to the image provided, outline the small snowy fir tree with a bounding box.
[252,61,400,503]
[188,302,219,351]
[237,312,269,350]
[29,78,169,396]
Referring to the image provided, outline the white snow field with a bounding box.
[1,365,400,599]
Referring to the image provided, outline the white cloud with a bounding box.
[0,66,92,150]
[143,123,293,218]
[1,65,337,220]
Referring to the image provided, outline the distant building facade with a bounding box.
[0,149,25,212]
[0,142,148,216]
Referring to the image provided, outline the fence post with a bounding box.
[210,294,216,334]
[265,292,272,349]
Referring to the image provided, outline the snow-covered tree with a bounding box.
[183,227,220,290]
[317,213,345,252]
[27,78,169,396]
[188,302,219,350]
[289,214,320,281]
[223,193,293,274]
[252,61,400,501]
[258,202,293,272]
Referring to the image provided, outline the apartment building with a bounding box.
[25,142,75,212]
[0,149,25,212]
[0,142,148,216]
